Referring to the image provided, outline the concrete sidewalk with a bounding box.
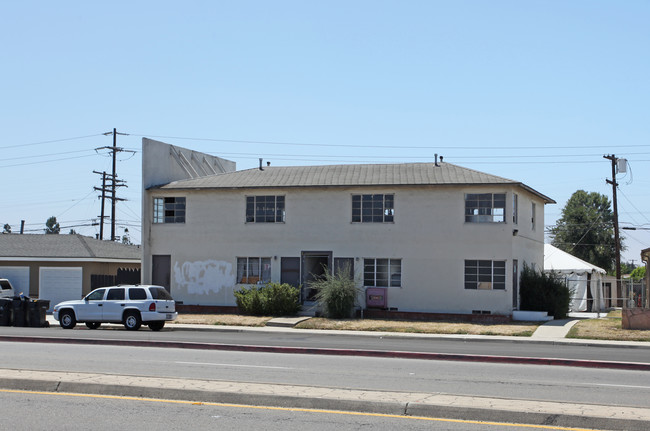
[530,318,580,339]
[0,368,647,430]
[43,315,650,349]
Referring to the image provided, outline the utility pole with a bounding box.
[96,128,133,241]
[93,171,108,240]
[604,154,622,306]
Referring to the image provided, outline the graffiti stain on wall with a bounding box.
[173,260,234,295]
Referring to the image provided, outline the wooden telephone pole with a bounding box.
[604,154,622,305]
[96,128,131,240]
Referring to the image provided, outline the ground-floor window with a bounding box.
[364,258,401,287]
[464,260,506,290]
[237,257,271,284]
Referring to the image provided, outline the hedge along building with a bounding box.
[141,138,555,317]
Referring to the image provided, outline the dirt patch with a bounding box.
[568,317,650,342]
[295,317,540,336]
[175,314,539,335]
[176,314,271,327]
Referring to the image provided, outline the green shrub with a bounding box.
[234,282,301,316]
[519,263,572,319]
[309,264,361,318]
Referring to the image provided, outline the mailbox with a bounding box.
[366,287,387,308]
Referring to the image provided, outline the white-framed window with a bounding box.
[153,197,186,224]
[464,260,506,290]
[465,193,506,223]
[352,194,394,223]
[512,194,518,224]
[237,257,272,284]
[364,258,401,287]
[246,196,285,223]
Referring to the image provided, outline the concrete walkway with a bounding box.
[530,318,580,339]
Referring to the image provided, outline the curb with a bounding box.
[0,370,647,431]
[2,335,650,371]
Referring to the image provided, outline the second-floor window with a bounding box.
[465,193,506,223]
[153,197,186,224]
[246,196,285,223]
[352,194,394,223]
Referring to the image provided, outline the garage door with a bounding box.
[39,267,83,311]
[0,267,29,297]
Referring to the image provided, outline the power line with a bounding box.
[0,134,105,150]
[0,154,98,168]
[129,133,650,151]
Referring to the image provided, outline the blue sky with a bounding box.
[1,1,649,264]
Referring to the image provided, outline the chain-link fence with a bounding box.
[565,276,646,312]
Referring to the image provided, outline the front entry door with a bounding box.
[301,251,332,302]
[512,259,519,309]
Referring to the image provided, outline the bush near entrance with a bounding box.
[520,263,571,319]
[234,282,301,316]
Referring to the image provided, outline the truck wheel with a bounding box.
[148,321,165,331]
[60,310,76,329]
[85,322,101,329]
[123,311,141,331]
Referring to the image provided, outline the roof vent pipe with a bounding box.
[434,154,439,167]
[259,158,264,171]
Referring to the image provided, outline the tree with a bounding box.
[629,266,646,281]
[620,261,637,275]
[549,190,620,273]
[45,216,60,234]
[2,224,10,234]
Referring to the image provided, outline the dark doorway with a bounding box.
[301,251,332,302]
[152,255,171,292]
[281,257,300,288]
[512,259,518,309]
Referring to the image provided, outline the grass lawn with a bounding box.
[175,314,272,327]
[176,314,541,336]
[567,310,650,342]
[295,318,541,336]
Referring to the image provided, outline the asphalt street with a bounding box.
[1,322,650,367]
[1,319,649,430]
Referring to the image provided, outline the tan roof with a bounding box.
[0,234,141,261]
[154,162,555,203]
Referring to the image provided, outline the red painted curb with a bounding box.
[2,335,649,371]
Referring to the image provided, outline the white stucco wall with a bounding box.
[142,184,547,315]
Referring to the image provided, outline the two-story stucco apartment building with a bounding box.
[141,138,554,317]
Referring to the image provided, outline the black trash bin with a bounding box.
[0,299,11,326]
[27,300,50,327]
[11,298,28,327]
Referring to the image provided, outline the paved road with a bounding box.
[2,324,649,366]
[3,341,650,406]
[2,322,650,429]
[2,390,591,431]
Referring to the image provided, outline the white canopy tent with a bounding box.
[544,244,607,312]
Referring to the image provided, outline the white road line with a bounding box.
[175,361,292,370]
